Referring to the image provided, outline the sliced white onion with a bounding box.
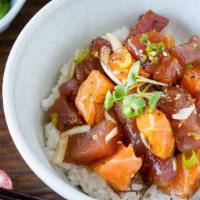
[53,136,68,165]
[100,46,122,85]
[69,49,80,79]
[172,157,177,172]
[105,127,118,142]
[106,32,122,51]
[140,132,150,150]
[61,125,91,138]
[130,183,144,191]
[104,111,117,124]
[101,61,122,85]
[172,105,195,120]
[100,46,111,65]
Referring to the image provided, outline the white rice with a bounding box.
[41,61,71,111]
[42,27,200,200]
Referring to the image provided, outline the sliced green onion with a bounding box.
[104,91,114,110]
[50,113,58,126]
[74,47,89,64]
[188,132,200,140]
[184,64,193,69]
[0,0,10,19]
[140,34,149,45]
[139,34,166,64]
[182,151,198,168]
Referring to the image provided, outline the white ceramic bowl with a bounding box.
[0,0,26,33]
[3,0,200,199]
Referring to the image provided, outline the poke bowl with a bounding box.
[3,0,200,199]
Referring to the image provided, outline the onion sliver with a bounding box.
[140,132,150,150]
[69,49,80,79]
[172,105,195,120]
[100,47,122,85]
[104,111,117,124]
[61,125,91,138]
[105,127,118,142]
[100,46,110,65]
[106,33,122,51]
[53,136,68,165]
[172,157,177,172]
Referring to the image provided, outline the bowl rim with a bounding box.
[0,0,26,28]
[3,0,95,199]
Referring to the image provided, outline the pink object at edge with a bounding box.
[0,170,13,190]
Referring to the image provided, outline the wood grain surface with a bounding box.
[0,1,64,199]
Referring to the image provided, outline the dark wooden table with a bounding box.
[0,1,64,199]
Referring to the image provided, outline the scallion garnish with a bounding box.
[50,113,58,126]
[74,47,89,64]
[184,64,193,69]
[140,34,149,45]
[182,151,198,168]
[140,34,166,64]
[104,61,165,117]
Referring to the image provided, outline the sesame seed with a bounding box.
[167,99,173,102]
[178,122,183,128]
[93,135,98,140]
[175,94,181,100]
[138,49,143,54]
[163,51,168,57]
[150,51,156,56]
